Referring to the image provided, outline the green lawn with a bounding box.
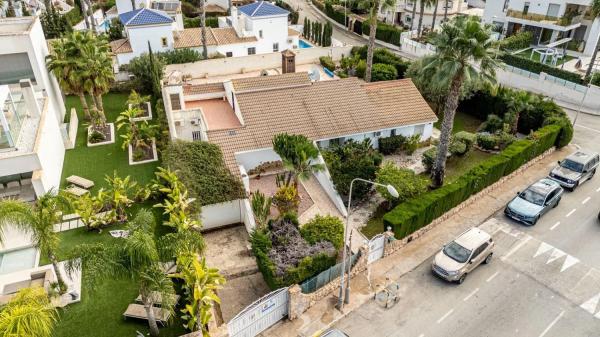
[514,49,575,66]
[434,110,482,134]
[61,93,159,193]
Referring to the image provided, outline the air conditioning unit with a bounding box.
[190,119,197,125]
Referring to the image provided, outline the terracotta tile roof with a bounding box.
[206,77,438,173]
[173,27,257,49]
[231,72,311,92]
[288,27,300,36]
[109,38,133,54]
[183,82,225,95]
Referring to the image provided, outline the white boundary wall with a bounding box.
[200,199,255,231]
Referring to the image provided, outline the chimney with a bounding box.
[20,79,41,117]
[281,49,296,74]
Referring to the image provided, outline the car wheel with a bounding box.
[571,181,579,191]
[553,197,561,208]
[531,216,539,226]
[458,274,467,284]
[484,253,493,264]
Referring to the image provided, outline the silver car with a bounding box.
[505,178,563,225]
[549,151,599,190]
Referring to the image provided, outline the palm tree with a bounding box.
[410,0,417,31]
[422,16,499,188]
[272,133,325,186]
[0,287,58,337]
[443,0,449,22]
[80,36,114,119]
[430,0,439,30]
[585,0,600,79]
[171,254,225,334]
[199,0,208,59]
[0,192,72,292]
[417,0,433,37]
[357,0,396,82]
[505,90,535,134]
[66,210,177,337]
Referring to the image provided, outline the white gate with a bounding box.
[367,234,385,264]
[227,286,289,337]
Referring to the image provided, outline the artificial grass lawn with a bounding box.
[359,149,493,239]
[433,110,482,134]
[514,49,575,66]
[60,93,159,193]
[50,205,187,337]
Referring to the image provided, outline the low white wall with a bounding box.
[241,198,256,233]
[200,200,244,231]
[313,154,347,217]
[234,148,281,172]
[165,46,353,78]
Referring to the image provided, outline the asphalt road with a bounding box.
[333,113,600,336]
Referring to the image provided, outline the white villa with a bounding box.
[483,0,600,57]
[379,0,480,29]
[110,0,300,67]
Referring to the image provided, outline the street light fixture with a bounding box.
[336,178,399,311]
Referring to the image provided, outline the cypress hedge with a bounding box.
[382,124,563,238]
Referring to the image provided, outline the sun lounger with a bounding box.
[65,186,89,197]
[66,175,94,189]
[109,230,130,238]
[134,292,180,306]
[123,304,171,325]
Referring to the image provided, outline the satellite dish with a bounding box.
[308,66,321,82]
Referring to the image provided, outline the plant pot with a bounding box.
[128,139,158,165]
[87,123,115,147]
[129,102,153,121]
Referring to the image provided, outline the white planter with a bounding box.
[128,139,158,165]
[87,123,115,147]
[129,102,152,122]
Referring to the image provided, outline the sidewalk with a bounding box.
[261,145,573,337]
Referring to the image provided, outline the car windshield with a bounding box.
[519,189,546,206]
[443,241,471,263]
[560,159,584,173]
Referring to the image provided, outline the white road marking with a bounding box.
[437,309,454,324]
[597,186,600,192]
[580,293,600,315]
[486,271,500,282]
[547,248,567,264]
[502,236,532,261]
[538,310,565,337]
[560,255,580,272]
[417,334,425,337]
[582,197,591,204]
[566,208,577,217]
[575,124,600,134]
[550,221,561,231]
[534,242,554,258]
[463,288,480,301]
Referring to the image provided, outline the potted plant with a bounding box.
[126,90,152,121]
[116,107,159,164]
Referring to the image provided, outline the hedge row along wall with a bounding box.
[383,124,563,238]
[500,53,583,84]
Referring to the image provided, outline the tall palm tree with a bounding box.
[410,0,417,31]
[430,0,439,30]
[170,254,225,333]
[443,0,448,22]
[272,133,325,186]
[199,0,208,59]
[505,90,535,134]
[585,0,600,79]
[0,192,73,292]
[66,210,177,337]
[358,0,397,82]
[80,36,114,119]
[422,16,499,188]
[0,287,58,337]
[417,0,433,37]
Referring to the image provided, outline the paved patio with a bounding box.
[203,225,258,279]
[185,99,241,131]
[249,173,314,219]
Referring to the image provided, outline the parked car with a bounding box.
[549,151,599,190]
[432,227,494,284]
[320,329,350,337]
[505,178,563,226]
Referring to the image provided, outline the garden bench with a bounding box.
[134,292,180,307]
[123,304,171,325]
[66,175,94,189]
[65,186,89,197]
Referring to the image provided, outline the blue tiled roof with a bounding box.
[119,8,173,26]
[238,1,289,17]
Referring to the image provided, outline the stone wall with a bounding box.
[383,147,556,257]
[287,244,370,320]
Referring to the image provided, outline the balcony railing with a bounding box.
[506,9,561,24]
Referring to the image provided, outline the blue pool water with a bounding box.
[0,247,37,275]
[299,40,313,49]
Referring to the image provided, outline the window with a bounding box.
[523,2,530,15]
[273,43,279,52]
[414,124,425,135]
[259,30,263,38]
[161,37,168,47]
[0,53,36,85]
[247,47,256,55]
[391,129,396,136]
[169,94,181,110]
[226,51,233,57]
[547,3,560,17]
[472,242,489,259]
[372,131,381,137]
[405,16,411,23]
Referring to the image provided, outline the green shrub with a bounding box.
[378,134,407,155]
[422,147,437,172]
[362,21,402,46]
[276,0,299,24]
[449,139,468,156]
[160,48,202,64]
[355,59,367,79]
[300,215,344,249]
[499,31,533,51]
[590,73,600,86]
[352,46,410,78]
[371,63,398,82]
[480,114,504,133]
[324,1,346,25]
[500,53,583,84]
[476,133,497,150]
[543,116,572,148]
[375,162,429,205]
[183,16,219,28]
[405,134,420,155]
[319,56,336,71]
[453,131,476,149]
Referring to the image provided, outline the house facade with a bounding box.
[483,0,600,56]
[379,0,472,29]
[110,1,300,68]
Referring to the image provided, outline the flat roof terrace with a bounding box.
[185,99,241,131]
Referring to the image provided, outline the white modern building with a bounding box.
[109,1,300,67]
[483,0,600,56]
[380,0,477,29]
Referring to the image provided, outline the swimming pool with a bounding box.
[0,247,38,275]
[299,40,313,48]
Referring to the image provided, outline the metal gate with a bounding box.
[227,287,289,337]
[368,234,385,264]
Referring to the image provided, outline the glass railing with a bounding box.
[0,92,26,150]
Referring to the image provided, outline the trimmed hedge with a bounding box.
[362,21,403,46]
[352,46,410,78]
[500,53,583,84]
[383,124,563,238]
[324,1,346,25]
[499,31,533,51]
[379,134,407,155]
[371,63,398,82]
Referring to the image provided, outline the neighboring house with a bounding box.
[380,0,473,29]
[109,1,300,67]
[161,59,437,223]
[483,0,600,56]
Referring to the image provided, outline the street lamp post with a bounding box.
[336,178,399,311]
[574,84,590,127]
